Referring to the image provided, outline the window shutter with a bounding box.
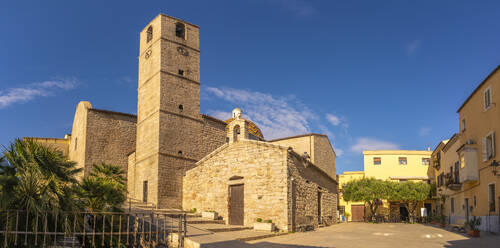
[492,132,496,158]
[482,137,488,162]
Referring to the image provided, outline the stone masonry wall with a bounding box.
[271,134,336,179]
[28,137,70,156]
[200,115,227,158]
[84,109,136,176]
[287,152,337,231]
[127,152,136,199]
[183,140,289,230]
[68,101,92,179]
[313,135,336,179]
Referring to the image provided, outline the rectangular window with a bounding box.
[451,197,455,213]
[449,166,453,183]
[422,157,430,165]
[489,184,496,212]
[373,157,381,165]
[435,152,441,169]
[437,173,444,187]
[454,162,460,183]
[483,132,496,161]
[473,195,476,207]
[143,181,148,203]
[484,87,492,111]
[175,23,186,39]
[460,154,465,168]
[399,157,407,165]
[461,118,466,132]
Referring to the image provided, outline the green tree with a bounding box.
[78,162,126,212]
[389,181,431,223]
[342,178,391,221]
[0,138,82,213]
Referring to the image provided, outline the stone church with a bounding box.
[28,14,338,231]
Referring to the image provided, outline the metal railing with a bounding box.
[0,210,187,247]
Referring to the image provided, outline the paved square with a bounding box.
[248,223,500,248]
[201,223,500,248]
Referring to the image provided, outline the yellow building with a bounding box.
[338,171,365,221]
[364,150,434,221]
[364,150,433,182]
[338,150,433,222]
[432,65,500,232]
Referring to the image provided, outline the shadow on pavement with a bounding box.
[203,240,333,248]
[443,233,500,248]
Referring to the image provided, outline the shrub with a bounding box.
[465,216,481,231]
[256,218,262,222]
[265,219,272,223]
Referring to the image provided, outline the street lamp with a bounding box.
[490,160,500,176]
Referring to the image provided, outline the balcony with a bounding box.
[444,173,461,190]
[458,144,479,183]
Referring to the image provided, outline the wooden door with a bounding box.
[317,191,322,224]
[229,184,244,225]
[465,198,469,221]
[351,205,365,222]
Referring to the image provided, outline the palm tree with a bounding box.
[0,138,82,213]
[79,162,126,212]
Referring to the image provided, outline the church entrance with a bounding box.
[228,184,244,225]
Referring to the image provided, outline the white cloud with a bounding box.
[117,76,135,84]
[268,0,317,16]
[350,137,399,153]
[208,110,232,121]
[405,39,421,56]
[334,147,344,157]
[419,127,431,136]
[325,113,341,126]
[316,124,335,142]
[206,87,317,140]
[0,78,78,109]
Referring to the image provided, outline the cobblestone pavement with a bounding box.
[201,223,500,248]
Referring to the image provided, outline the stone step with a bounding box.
[185,229,289,247]
[189,223,252,233]
[187,218,225,224]
[237,231,288,242]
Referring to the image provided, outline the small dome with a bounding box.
[225,108,264,140]
[232,108,242,119]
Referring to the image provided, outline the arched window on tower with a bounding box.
[146,26,153,43]
[175,23,186,39]
[233,125,240,142]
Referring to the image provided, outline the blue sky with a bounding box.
[1,0,499,173]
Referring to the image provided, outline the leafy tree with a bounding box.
[342,178,390,221]
[78,162,126,212]
[389,181,431,223]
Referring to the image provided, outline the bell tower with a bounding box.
[135,14,203,209]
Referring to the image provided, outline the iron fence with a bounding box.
[0,210,187,247]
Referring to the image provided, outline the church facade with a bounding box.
[27,14,338,231]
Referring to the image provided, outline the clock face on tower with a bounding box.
[177,47,189,56]
[145,50,152,59]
